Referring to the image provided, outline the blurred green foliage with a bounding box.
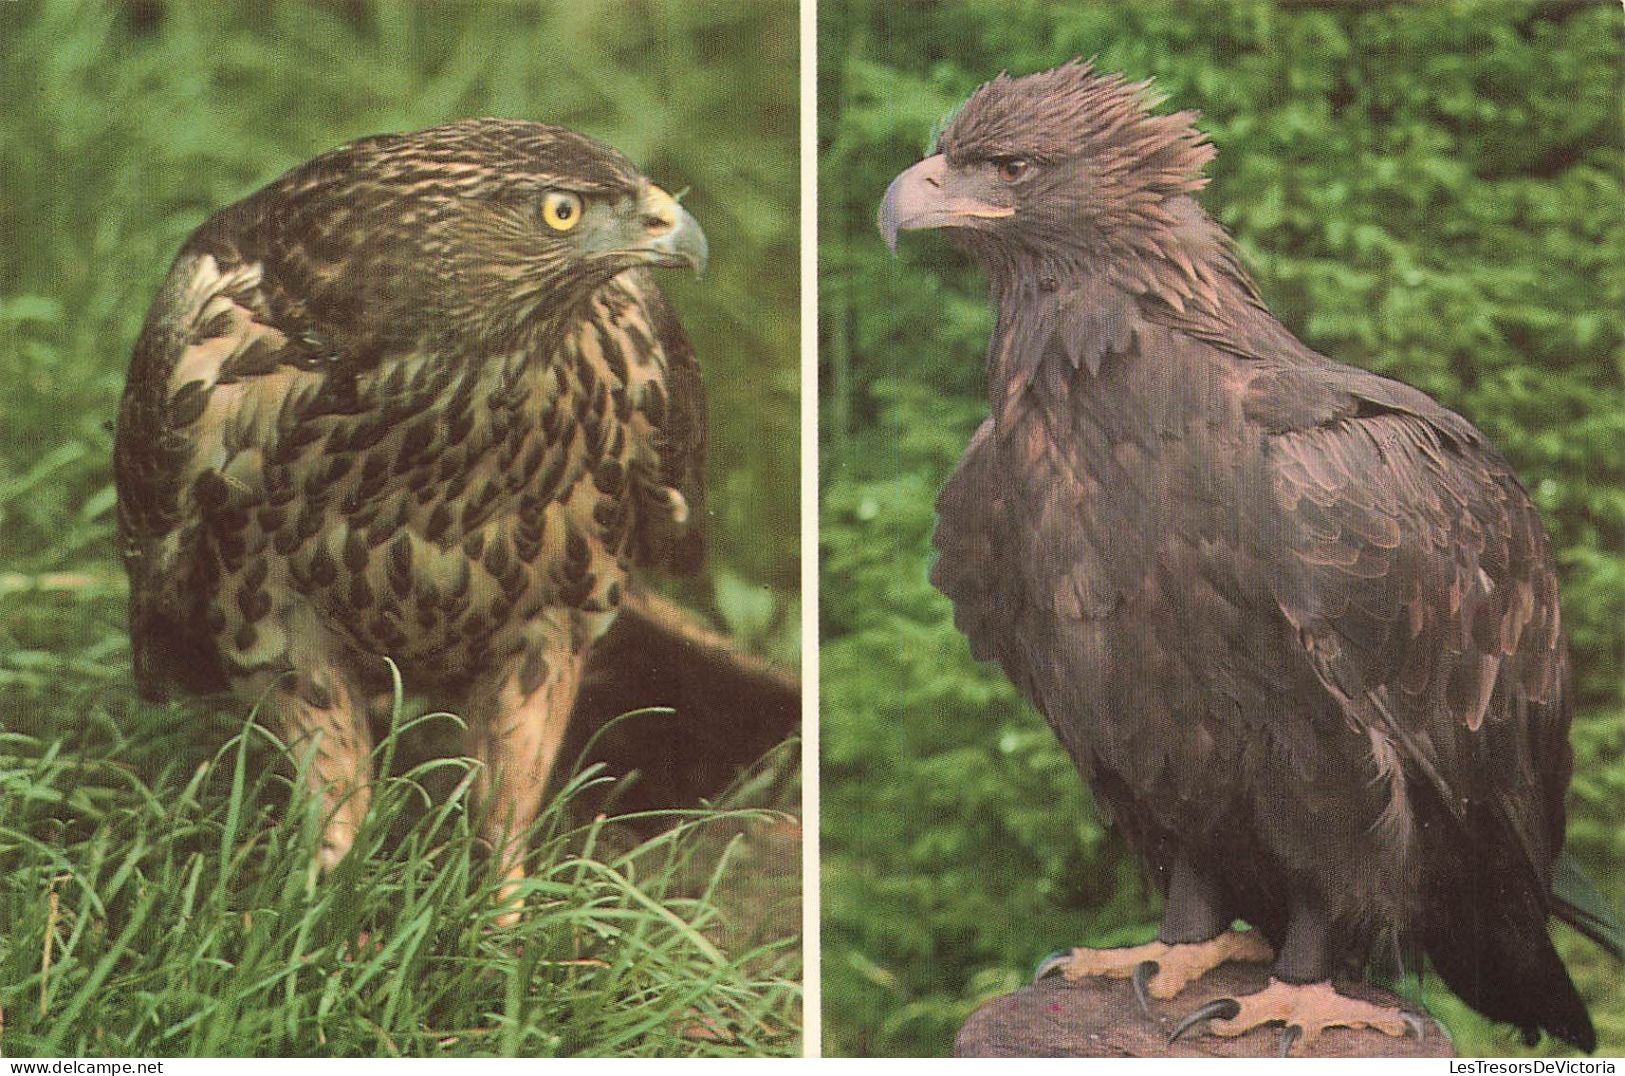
[0,0,798,1056]
[820,0,1623,1057]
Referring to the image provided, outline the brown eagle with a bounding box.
[115,119,707,923]
[880,62,1600,1053]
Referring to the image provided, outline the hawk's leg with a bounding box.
[470,634,589,928]
[1169,890,1423,1055]
[1038,858,1272,1004]
[264,667,375,872]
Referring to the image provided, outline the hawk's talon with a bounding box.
[1168,997,1241,1044]
[1131,960,1159,1018]
[1402,1012,1425,1040]
[1278,1024,1302,1057]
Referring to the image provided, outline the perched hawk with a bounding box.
[115,119,708,922]
[881,63,1607,1053]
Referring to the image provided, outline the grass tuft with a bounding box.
[0,696,800,1057]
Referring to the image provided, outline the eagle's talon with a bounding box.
[1168,997,1241,1044]
[1278,1024,1302,1057]
[1182,979,1423,1053]
[1033,948,1072,983]
[1402,1012,1425,1040]
[1036,931,1269,1000]
[1131,959,1159,1018]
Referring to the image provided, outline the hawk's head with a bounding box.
[878,61,1213,282]
[202,118,707,347]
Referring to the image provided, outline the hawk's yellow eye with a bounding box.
[541,191,584,231]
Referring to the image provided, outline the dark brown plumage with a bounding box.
[881,62,1592,1052]
[115,118,708,921]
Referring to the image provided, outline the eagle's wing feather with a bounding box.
[1254,368,1589,1041]
[1255,363,1585,978]
[1255,369,1569,851]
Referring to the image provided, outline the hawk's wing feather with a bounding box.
[116,228,356,701]
[115,246,293,698]
[636,280,707,575]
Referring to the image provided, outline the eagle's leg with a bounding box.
[470,635,589,928]
[1169,890,1422,1055]
[267,667,375,872]
[1039,858,1272,1003]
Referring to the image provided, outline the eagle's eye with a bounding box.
[992,156,1030,183]
[541,191,584,232]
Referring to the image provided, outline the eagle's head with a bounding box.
[201,118,707,347]
[879,61,1214,284]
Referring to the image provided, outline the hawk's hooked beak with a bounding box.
[878,153,1014,252]
[596,183,708,276]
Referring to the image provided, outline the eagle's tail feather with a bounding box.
[1551,850,1625,962]
[1421,813,1595,1052]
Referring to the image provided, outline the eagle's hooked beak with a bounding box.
[878,153,1014,252]
[594,183,709,276]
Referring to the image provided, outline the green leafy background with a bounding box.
[819,0,1623,1058]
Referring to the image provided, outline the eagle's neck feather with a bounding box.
[980,207,1279,430]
